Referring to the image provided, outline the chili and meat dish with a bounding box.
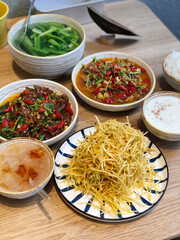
[76,57,151,105]
[0,86,73,141]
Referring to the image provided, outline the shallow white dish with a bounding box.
[8,14,86,78]
[54,126,168,222]
[71,51,156,111]
[0,79,78,146]
[142,91,180,141]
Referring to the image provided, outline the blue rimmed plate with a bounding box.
[54,127,169,222]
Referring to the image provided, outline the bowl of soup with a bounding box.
[142,91,180,141]
[8,14,86,78]
[0,137,54,199]
[72,52,156,111]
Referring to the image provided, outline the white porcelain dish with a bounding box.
[71,51,156,111]
[142,91,180,141]
[8,14,86,79]
[0,137,54,199]
[0,79,78,146]
[54,126,168,222]
[162,52,180,92]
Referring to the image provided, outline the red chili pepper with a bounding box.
[3,103,13,113]
[113,93,118,98]
[23,99,34,105]
[89,86,94,90]
[140,67,146,73]
[105,98,113,104]
[128,81,136,87]
[38,105,45,113]
[93,87,101,94]
[130,66,137,72]
[143,87,149,93]
[119,84,128,92]
[108,91,113,97]
[105,71,112,76]
[126,92,132,96]
[55,109,62,119]
[128,86,136,93]
[9,120,15,128]
[65,105,73,115]
[2,119,9,128]
[118,93,127,99]
[58,120,65,129]
[49,125,54,132]
[19,124,29,132]
[102,82,107,88]
[24,88,31,94]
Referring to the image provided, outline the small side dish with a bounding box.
[0,138,54,199]
[163,50,180,92]
[142,91,180,141]
[0,86,73,141]
[76,57,151,105]
[72,52,156,111]
[14,22,81,57]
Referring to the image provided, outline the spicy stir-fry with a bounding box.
[76,57,151,104]
[0,86,73,141]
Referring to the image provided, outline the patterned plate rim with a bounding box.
[54,126,169,223]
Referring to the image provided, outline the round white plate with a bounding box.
[54,127,169,222]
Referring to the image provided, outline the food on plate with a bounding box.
[0,139,51,192]
[143,94,180,134]
[62,118,160,216]
[76,57,151,104]
[163,50,180,81]
[14,22,81,56]
[0,86,73,141]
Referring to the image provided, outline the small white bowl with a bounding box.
[162,53,180,92]
[0,79,78,146]
[142,91,180,141]
[0,137,54,199]
[72,51,156,111]
[8,14,86,79]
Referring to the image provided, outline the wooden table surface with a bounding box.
[0,1,180,239]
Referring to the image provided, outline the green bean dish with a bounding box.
[14,22,81,57]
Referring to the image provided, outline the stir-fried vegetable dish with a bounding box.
[76,57,151,104]
[14,22,81,56]
[62,118,160,216]
[0,86,73,141]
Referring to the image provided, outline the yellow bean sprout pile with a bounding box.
[62,118,160,217]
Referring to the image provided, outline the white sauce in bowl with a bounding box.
[144,95,180,134]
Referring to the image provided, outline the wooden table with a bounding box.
[0,1,180,239]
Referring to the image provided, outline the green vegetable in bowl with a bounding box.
[14,22,81,57]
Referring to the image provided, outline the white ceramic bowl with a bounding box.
[162,53,180,92]
[8,14,86,79]
[0,137,54,199]
[72,51,156,111]
[0,79,78,145]
[142,91,180,141]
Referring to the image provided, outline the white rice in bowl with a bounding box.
[164,50,180,81]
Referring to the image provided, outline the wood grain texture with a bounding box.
[0,1,180,239]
